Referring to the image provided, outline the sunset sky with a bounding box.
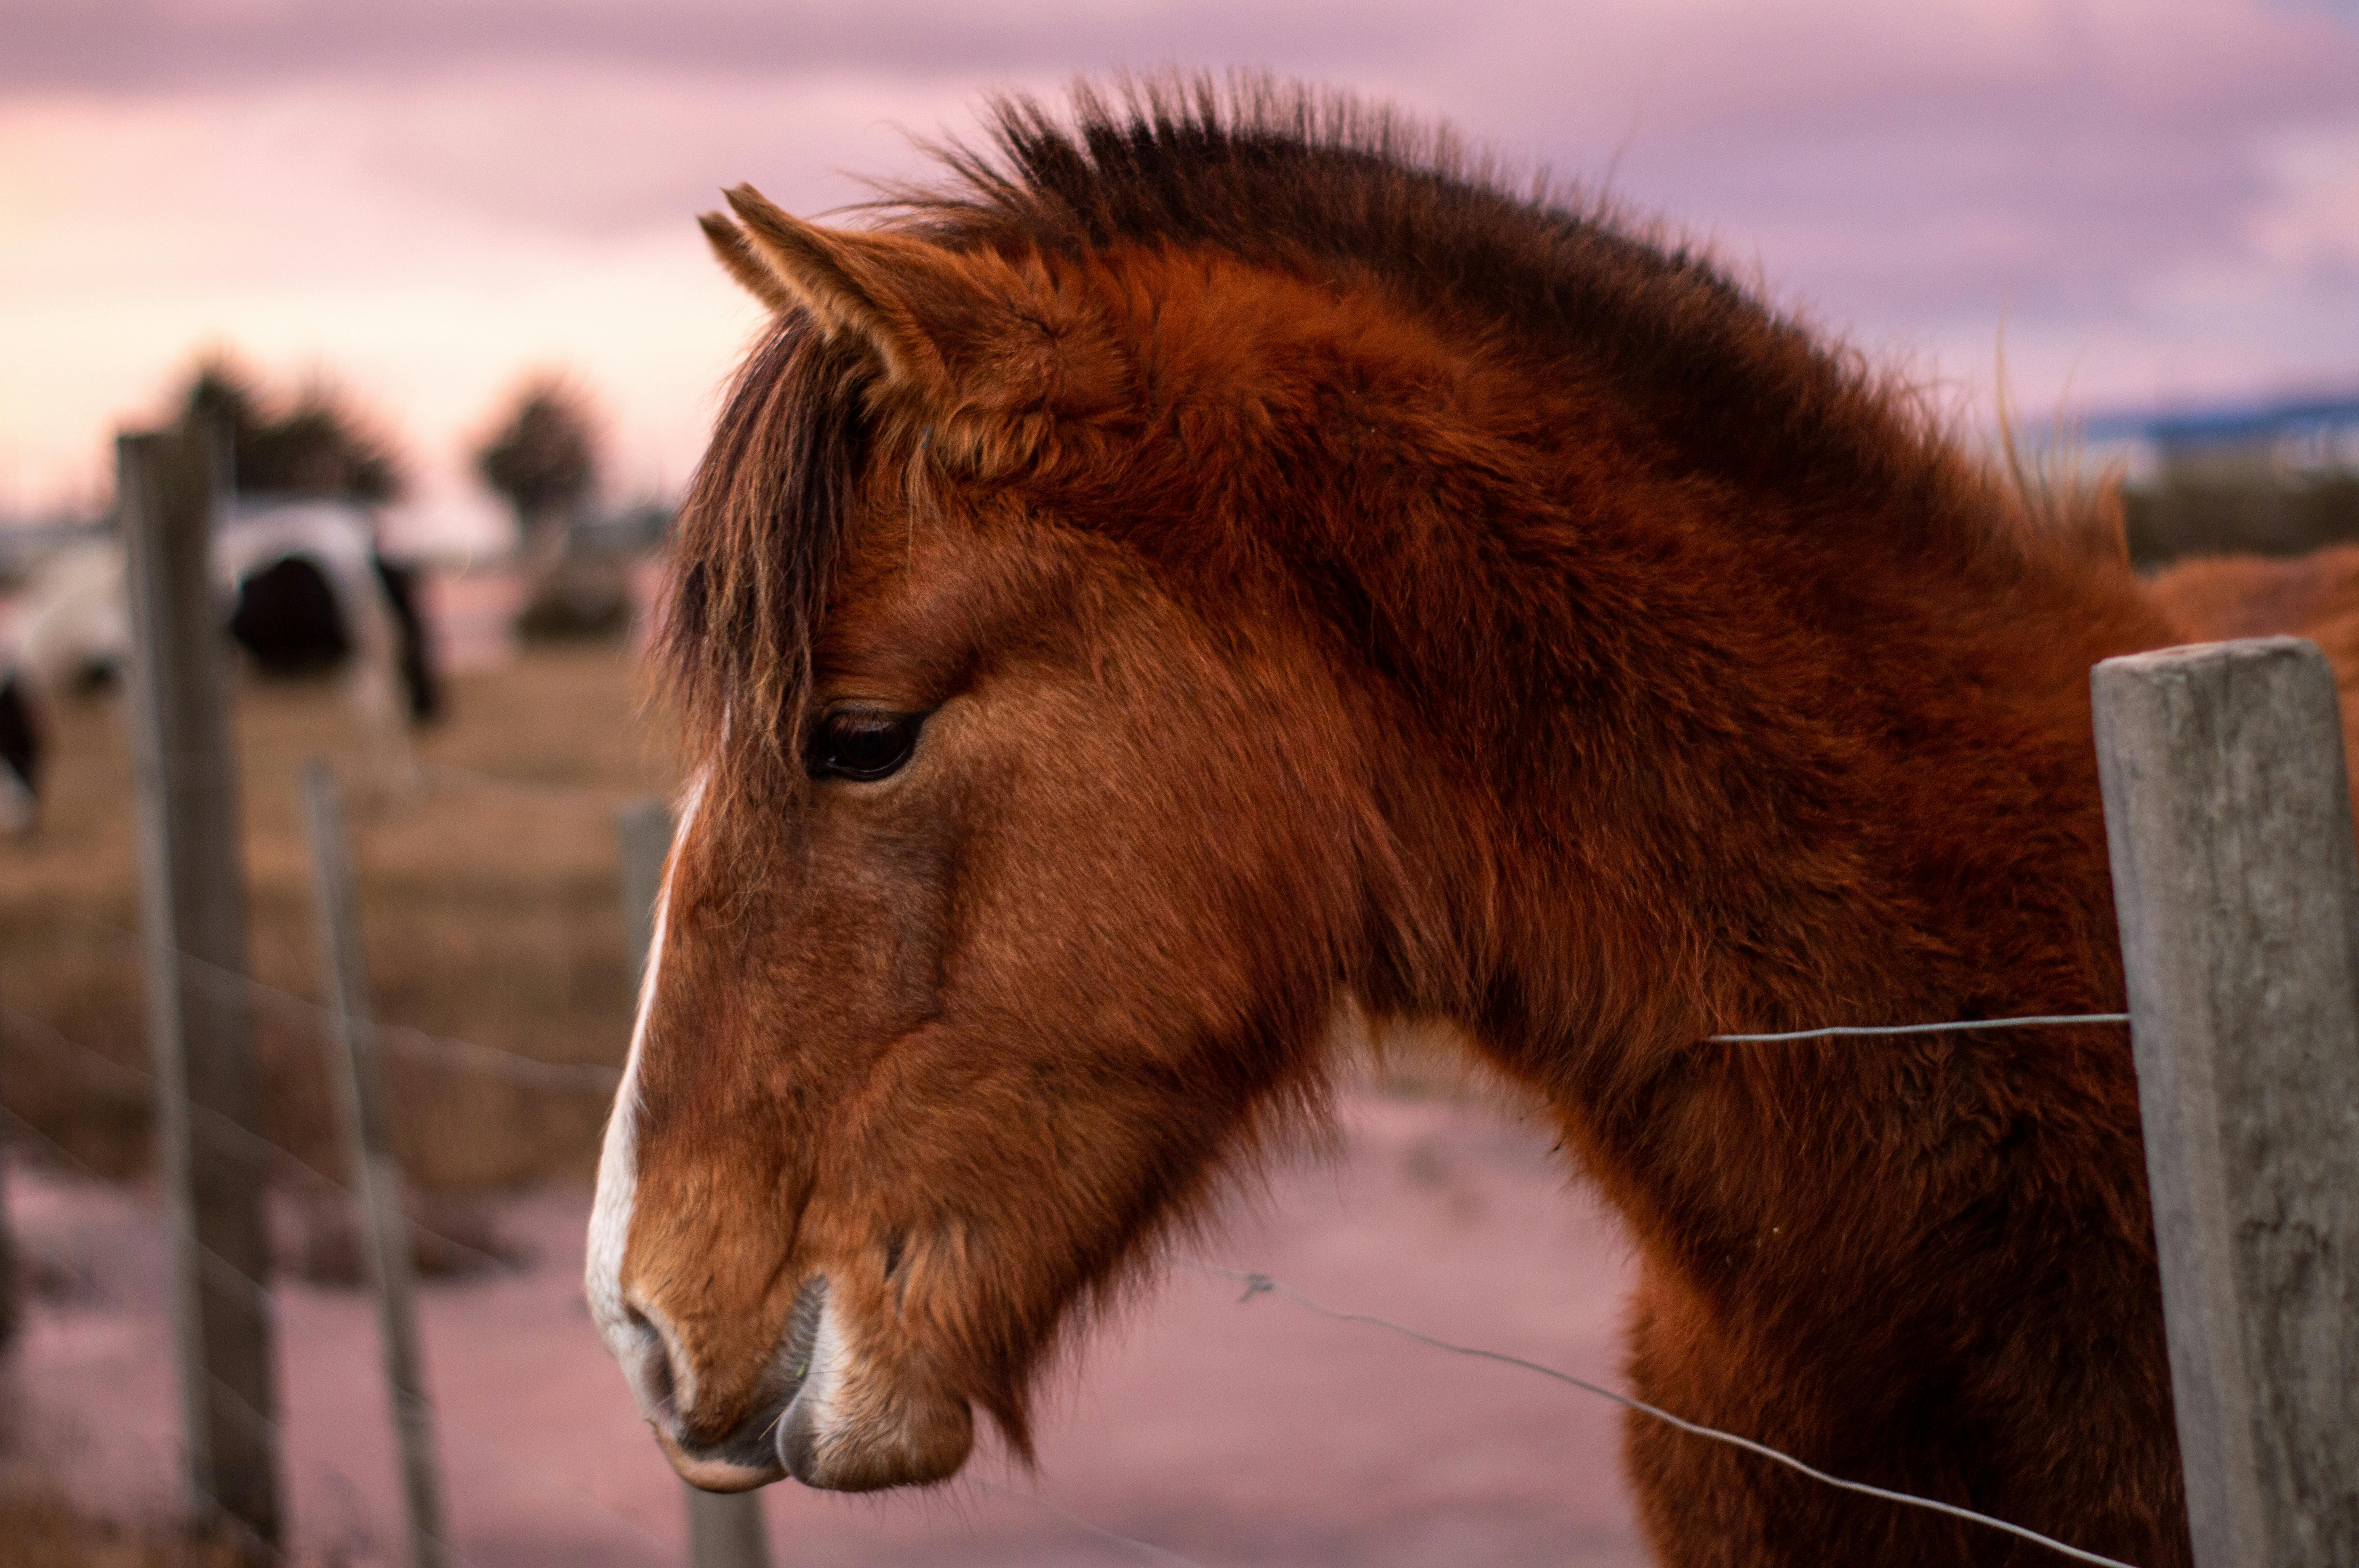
[5,0,2357,547]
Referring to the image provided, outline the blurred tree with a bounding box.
[180,357,403,501]
[474,376,599,564]
[474,376,628,640]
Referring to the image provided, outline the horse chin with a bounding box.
[777,1392,974,1492]
[773,1294,976,1492]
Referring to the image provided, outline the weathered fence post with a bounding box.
[0,1117,17,1351]
[0,971,17,1352]
[121,426,283,1548]
[303,761,449,1568]
[2092,635,2359,1568]
[616,798,771,1568]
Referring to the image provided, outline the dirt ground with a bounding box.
[3,1093,1647,1567]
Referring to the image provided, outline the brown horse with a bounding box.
[587,76,2335,1566]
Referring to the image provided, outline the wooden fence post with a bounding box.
[303,761,449,1568]
[121,426,282,1548]
[0,1125,17,1351]
[616,799,771,1568]
[2092,635,2359,1567]
[0,971,17,1351]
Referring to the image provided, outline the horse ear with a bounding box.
[703,185,956,397]
[697,211,800,316]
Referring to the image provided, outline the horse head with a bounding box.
[588,176,1454,1492]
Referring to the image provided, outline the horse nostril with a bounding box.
[625,1303,679,1420]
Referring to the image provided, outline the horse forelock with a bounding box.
[659,318,880,777]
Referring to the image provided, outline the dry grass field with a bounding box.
[0,1481,251,1568]
[0,644,678,1192]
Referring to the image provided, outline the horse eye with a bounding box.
[807,710,923,782]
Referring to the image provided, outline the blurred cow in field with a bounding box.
[0,499,440,834]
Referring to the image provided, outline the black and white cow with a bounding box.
[0,499,440,834]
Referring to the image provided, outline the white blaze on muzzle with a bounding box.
[586,767,707,1412]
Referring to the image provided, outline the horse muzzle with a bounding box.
[619,1275,973,1493]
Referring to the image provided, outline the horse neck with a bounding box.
[1365,450,2176,1261]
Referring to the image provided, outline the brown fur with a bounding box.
[2151,545,2359,786]
[614,74,2359,1563]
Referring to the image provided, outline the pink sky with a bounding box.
[4,0,2356,545]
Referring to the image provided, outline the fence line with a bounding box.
[120,424,281,1552]
[19,761,2330,1564]
[2093,637,2359,1566]
[2,1015,1209,1568]
[25,977,2147,1568]
[0,1103,346,1568]
[42,913,623,1093]
[5,956,2165,1566]
[15,988,2144,1568]
[1172,1258,2138,1568]
[304,760,449,1568]
[42,907,2145,1085]
[0,1004,523,1280]
[0,1100,684,1568]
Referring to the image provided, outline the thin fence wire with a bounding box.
[5,862,2161,1565]
[972,1480,1210,1568]
[0,1103,358,1568]
[1171,1258,2138,1568]
[0,1003,525,1279]
[0,1101,665,1568]
[42,913,2141,1096]
[1707,1013,2131,1042]
[39,912,622,1093]
[120,756,639,810]
[416,761,653,809]
[2,1015,1205,1568]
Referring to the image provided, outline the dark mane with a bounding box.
[663,74,2029,766]
[896,73,1969,517]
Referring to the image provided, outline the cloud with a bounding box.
[4,0,1401,97]
[1,0,2354,512]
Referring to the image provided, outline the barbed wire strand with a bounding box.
[399,1392,676,1568]
[0,1004,525,1279]
[1170,1259,2138,1568]
[974,1479,1212,1568]
[0,1111,400,1568]
[4,1079,1198,1568]
[0,1159,295,1568]
[117,753,636,809]
[45,909,2133,1082]
[0,1114,668,1568]
[9,918,2148,1565]
[148,924,621,1091]
[416,760,646,807]
[1707,1014,2130,1042]
[38,913,622,1091]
